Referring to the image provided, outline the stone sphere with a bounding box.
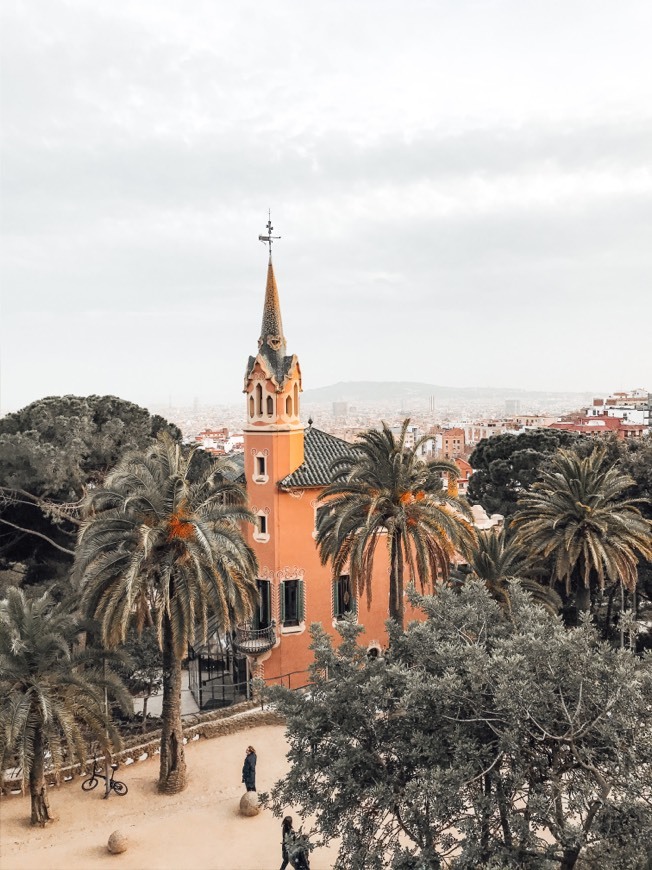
[107,830,128,854]
[239,790,260,817]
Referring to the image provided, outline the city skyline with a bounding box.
[2,1,652,414]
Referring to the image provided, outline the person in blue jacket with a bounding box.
[242,745,257,792]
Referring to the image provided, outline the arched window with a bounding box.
[249,395,255,418]
[285,395,292,416]
[266,395,274,416]
[293,383,299,416]
[255,383,263,416]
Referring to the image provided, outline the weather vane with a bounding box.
[258,210,281,255]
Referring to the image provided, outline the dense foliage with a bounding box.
[263,583,652,870]
[467,429,581,518]
[0,395,180,592]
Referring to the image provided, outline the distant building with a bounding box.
[463,420,508,445]
[505,399,520,416]
[332,401,348,419]
[586,389,650,430]
[549,415,645,441]
[439,427,466,459]
[441,457,473,497]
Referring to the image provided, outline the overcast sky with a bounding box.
[2,0,651,413]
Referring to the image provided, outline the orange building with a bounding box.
[441,427,466,459]
[189,251,419,708]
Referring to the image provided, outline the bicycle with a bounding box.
[81,756,128,796]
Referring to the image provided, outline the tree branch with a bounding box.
[0,517,75,555]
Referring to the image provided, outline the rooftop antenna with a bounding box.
[258,209,281,257]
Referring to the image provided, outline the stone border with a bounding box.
[1,705,284,796]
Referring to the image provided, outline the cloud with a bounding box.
[2,0,652,410]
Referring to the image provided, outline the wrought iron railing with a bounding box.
[232,620,277,656]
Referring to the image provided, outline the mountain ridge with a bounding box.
[301,381,596,405]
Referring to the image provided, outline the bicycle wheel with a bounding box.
[82,777,98,791]
[112,780,128,796]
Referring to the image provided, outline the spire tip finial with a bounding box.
[258,209,281,256]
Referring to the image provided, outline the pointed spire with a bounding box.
[258,257,287,364]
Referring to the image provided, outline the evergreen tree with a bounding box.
[262,582,652,869]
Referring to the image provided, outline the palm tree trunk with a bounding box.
[142,693,149,734]
[30,728,53,826]
[620,584,625,651]
[603,585,617,639]
[389,532,405,629]
[158,615,187,794]
[575,584,591,614]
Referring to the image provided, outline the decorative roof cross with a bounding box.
[258,210,281,256]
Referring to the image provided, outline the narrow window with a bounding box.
[255,383,263,416]
[249,395,254,418]
[257,514,267,535]
[293,383,299,416]
[286,395,292,416]
[256,455,266,478]
[253,579,271,630]
[333,574,355,619]
[280,579,304,627]
[266,395,274,416]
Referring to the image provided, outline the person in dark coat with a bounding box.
[280,816,310,870]
[242,745,256,792]
[280,816,293,870]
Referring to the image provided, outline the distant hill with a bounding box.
[301,381,595,407]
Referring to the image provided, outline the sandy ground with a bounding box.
[0,725,337,870]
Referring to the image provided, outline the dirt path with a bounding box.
[0,724,336,870]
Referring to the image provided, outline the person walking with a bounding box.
[280,815,310,870]
[280,816,293,870]
[242,745,257,792]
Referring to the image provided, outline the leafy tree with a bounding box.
[316,419,476,629]
[467,528,562,615]
[467,429,580,518]
[0,588,129,825]
[262,583,652,869]
[511,446,652,614]
[73,434,258,794]
[0,395,180,591]
[119,627,163,733]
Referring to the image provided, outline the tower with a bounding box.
[243,218,304,560]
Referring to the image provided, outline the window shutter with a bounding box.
[352,579,358,616]
[279,581,286,624]
[298,580,305,623]
[332,579,338,618]
[264,581,272,623]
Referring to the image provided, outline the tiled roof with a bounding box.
[279,426,355,489]
[222,451,245,484]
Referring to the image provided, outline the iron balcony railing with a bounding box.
[232,620,277,656]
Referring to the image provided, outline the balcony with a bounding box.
[232,620,277,657]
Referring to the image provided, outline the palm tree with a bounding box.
[0,588,128,825]
[73,434,258,794]
[467,528,562,615]
[511,446,652,614]
[316,420,476,629]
